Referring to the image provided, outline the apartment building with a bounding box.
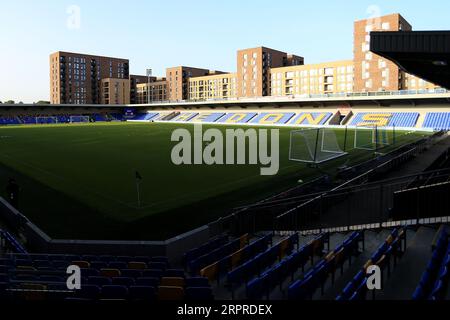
[188,72,237,101]
[50,14,439,105]
[236,47,304,98]
[100,78,130,105]
[166,66,212,101]
[354,13,437,92]
[270,60,354,96]
[135,78,168,104]
[130,74,152,104]
[50,51,129,104]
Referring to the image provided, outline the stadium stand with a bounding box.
[349,112,420,128]
[250,112,296,125]
[413,226,449,300]
[200,234,272,283]
[1,225,450,301]
[2,109,450,131]
[288,232,363,300]
[336,227,406,300]
[423,113,450,131]
[128,112,159,121]
[289,112,333,126]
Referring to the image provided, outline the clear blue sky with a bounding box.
[1,0,449,102]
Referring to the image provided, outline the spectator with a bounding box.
[5,178,20,209]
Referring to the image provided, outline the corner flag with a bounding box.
[135,171,143,207]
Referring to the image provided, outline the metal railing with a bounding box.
[138,88,450,106]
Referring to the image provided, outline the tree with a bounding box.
[4,100,15,104]
[35,100,50,105]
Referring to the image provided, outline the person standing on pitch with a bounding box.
[6,178,20,209]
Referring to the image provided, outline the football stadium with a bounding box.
[2,4,450,311]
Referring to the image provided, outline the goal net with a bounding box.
[70,115,90,123]
[35,116,58,124]
[354,125,391,151]
[289,128,347,164]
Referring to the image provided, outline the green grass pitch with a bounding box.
[0,122,427,240]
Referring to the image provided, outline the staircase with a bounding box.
[375,225,438,300]
[161,112,180,121]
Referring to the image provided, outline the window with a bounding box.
[324,68,333,75]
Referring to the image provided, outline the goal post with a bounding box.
[35,116,58,124]
[354,125,394,151]
[69,115,90,123]
[289,127,347,164]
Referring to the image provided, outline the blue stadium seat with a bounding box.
[121,269,143,278]
[78,284,100,300]
[112,277,135,287]
[90,261,108,270]
[39,275,64,283]
[129,286,155,301]
[142,269,163,278]
[80,268,100,277]
[350,112,419,128]
[100,285,128,300]
[88,276,112,286]
[108,262,127,269]
[185,287,214,301]
[423,113,450,130]
[186,277,210,288]
[165,269,185,278]
[135,277,160,287]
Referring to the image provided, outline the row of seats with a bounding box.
[2,253,168,265]
[423,113,450,130]
[130,113,159,121]
[134,110,450,129]
[200,234,272,283]
[0,113,123,126]
[349,112,420,128]
[247,233,330,300]
[183,235,229,267]
[0,230,27,254]
[336,227,406,300]
[288,232,363,300]
[413,227,450,300]
[189,234,249,274]
[161,112,333,126]
[3,282,212,302]
[227,234,301,297]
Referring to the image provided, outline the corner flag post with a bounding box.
[135,171,143,207]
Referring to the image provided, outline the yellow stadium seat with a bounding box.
[385,235,394,245]
[16,266,36,271]
[100,268,121,278]
[231,249,243,269]
[19,283,47,301]
[158,286,184,301]
[160,277,185,287]
[240,234,249,248]
[128,261,147,270]
[72,261,90,268]
[363,260,373,271]
[279,238,290,259]
[200,262,218,282]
